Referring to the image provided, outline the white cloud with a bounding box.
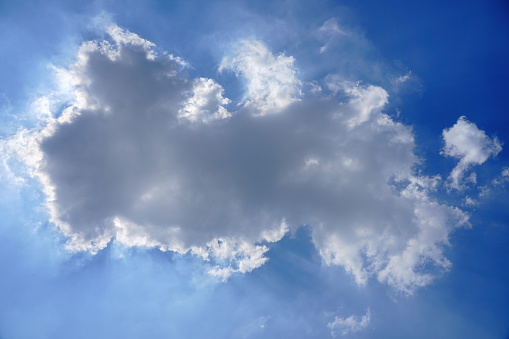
[464,196,478,206]
[207,238,269,281]
[344,83,389,128]
[442,116,502,189]
[394,72,411,85]
[260,219,289,243]
[325,76,389,127]
[178,77,231,123]
[1,26,470,290]
[219,39,301,115]
[491,167,509,187]
[106,25,157,59]
[327,308,371,337]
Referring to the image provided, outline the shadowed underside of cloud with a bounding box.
[3,25,471,293]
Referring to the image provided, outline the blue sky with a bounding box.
[1,0,508,338]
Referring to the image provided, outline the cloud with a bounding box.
[316,18,351,54]
[319,18,345,36]
[464,196,478,206]
[327,308,371,337]
[2,25,469,290]
[219,39,302,115]
[340,81,389,127]
[318,18,348,53]
[491,167,509,187]
[442,116,502,189]
[393,72,411,85]
[178,77,231,123]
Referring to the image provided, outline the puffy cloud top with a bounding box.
[219,39,302,115]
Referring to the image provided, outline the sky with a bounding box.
[0,0,508,338]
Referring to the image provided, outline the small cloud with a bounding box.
[464,196,478,206]
[207,238,269,281]
[442,116,502,189]
[492,167,509,186]
[390,71,422,95]
[394,72,411,85]
[327,308,371,337]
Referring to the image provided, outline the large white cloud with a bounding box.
[2,25,470,292]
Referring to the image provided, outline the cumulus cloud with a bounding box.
[178,77,231,123]
[442,116,502,189]
[327,308,371,337]
[2,25,469,289]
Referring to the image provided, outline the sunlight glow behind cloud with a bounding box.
[0,24,479,293]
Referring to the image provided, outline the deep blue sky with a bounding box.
[1,1,508,338]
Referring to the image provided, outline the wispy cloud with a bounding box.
[328,308,371,336]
